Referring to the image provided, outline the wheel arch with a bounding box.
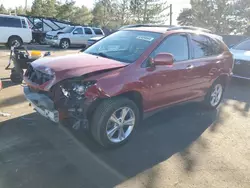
[86,90,144,121]
[8,35,23,43]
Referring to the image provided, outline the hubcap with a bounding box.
[106,107,135,143]
[62,41,69,49]
[12,40,20,47]
[210,84,223,107]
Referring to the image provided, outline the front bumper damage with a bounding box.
[24,86,59,123]
[23,86,91,129]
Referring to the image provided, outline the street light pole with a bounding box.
[25,0,27,12]
[170,4,173,26]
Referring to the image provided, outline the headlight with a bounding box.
[60,80,96,99]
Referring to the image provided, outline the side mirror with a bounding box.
[154,53,174,66]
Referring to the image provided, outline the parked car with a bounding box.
[230,38,250,79]
[45,26,104,49]
[23,26,233,148]
[87,36,104,47]
[0,14,32,48]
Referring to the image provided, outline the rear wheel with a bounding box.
[60,39,70,49]
[91,97,140,148]
[204,80,225,109]
[8,36,22,48]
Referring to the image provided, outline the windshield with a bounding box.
[62,26,75,33]
[232,39,250,51]
[84,30,161,63]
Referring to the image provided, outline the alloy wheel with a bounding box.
[210,84,223,107]
[106,107,136,143]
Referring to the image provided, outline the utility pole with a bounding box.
[170,4,173,26]
[25,0,28,12]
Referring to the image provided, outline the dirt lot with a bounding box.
[0,45,250,188]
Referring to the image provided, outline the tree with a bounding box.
[0,4,7,14]
[177,0,235,34]
[30,0,45,16]
[177,8,193,26]
[71,6,93,25]
[56,0,75,21]
[30,0,57,17]
[92,0,115,27]
[130,0,168,24]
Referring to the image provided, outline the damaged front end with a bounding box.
[24,76,100,130]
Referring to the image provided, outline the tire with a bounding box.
[91,97,140,148]
[204,79,225,109]
[60,39,70,49]
[8,36,22,48]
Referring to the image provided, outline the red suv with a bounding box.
[23,26,233,147]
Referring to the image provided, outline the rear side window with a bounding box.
[191,34,222,58]
[152,34,189,62]
[0,17,22,28]
[21,19,27,28]
[73,28,83,34]
[84,28,93,35]
[93,28,103,35]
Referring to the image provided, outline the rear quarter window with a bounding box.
[191,34,223,59]
[93,28,103,35]
[0,17,22,28]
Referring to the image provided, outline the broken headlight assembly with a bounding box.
[60,80,96,99]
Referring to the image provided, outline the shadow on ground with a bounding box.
[0,79,249,188]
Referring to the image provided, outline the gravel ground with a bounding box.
[0,46,249,188]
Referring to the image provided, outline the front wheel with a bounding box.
[204,80,225,109]
[91,97,140,148]
[60,39,70,49]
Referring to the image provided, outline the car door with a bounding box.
[71,28,84,45]
[140,34,196,111]
[187,34,225,98]
[82,27,95,45]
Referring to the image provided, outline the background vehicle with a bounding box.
[23,26,233,148]
[0,14,32,48]
[45,26,104,49]
[230,38,250,80]
[87,36,104,47]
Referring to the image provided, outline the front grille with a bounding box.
[46,35,53,40]
[233,60,250,78]
[25,65,54,85]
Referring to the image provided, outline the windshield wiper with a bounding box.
[90,52,109,58]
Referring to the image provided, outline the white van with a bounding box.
[45,26,105,49]
[0,14,32,48]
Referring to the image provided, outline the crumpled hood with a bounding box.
[230,49,250,61]
[31,53,126,84]
[46,30,61,36]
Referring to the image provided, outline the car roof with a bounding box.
[0,14,24,19]
[124,26,222,41]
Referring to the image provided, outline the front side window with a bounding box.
[62,26,75,33]
[151,34,189,62]
[84,30,161,63]
[73,28,83,34]
[232,39,250,51]
[84,28,93,35]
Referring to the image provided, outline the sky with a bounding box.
[0,0,191,25]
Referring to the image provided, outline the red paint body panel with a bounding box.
[24,29,233,115]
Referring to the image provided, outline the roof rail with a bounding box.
[167,26,212,33]
[119,24,176,30]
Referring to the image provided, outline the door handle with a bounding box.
[186,64,194,70]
